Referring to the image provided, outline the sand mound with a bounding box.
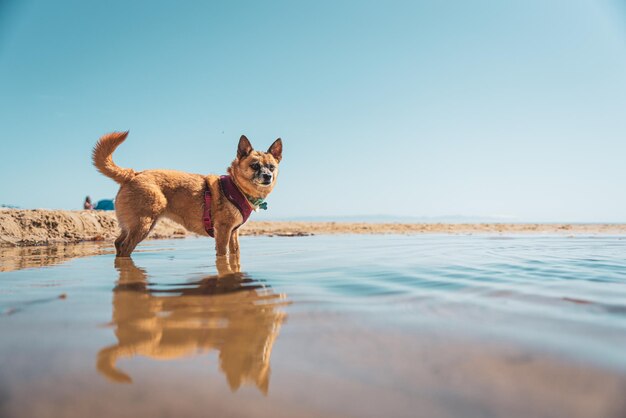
[0,209,188,247]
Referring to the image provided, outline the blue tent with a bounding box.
[94,199,115,211]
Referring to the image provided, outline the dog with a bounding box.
[92,132,282,257]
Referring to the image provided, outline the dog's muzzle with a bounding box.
[256,168,273,185]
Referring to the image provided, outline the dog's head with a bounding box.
[229,135,282,198]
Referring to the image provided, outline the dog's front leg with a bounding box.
[214,225,233,256]
[229,230,240,254]
[228,252,241,272]
[215,255,234,276]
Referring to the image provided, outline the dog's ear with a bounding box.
[237,135,253,159]
[267,138,282,163]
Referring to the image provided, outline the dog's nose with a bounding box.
[263,174,272,181]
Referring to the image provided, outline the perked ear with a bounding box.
[267,138,282,163]
[237,135,253,159]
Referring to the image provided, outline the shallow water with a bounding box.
[1,235,626,418]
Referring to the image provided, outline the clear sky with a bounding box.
[1,0,625,222]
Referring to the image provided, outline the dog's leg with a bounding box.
[214,225,233,257]
[117,217,157,257]
[114,230,128,257]
[114,183,166,257]
[228,252,241,273]
[229,230,240,254]
[215,255,234,276]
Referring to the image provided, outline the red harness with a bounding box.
[203,175,254,237]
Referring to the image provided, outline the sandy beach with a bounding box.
[1,209,625,247]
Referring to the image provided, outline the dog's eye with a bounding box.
[250,163,260,170]
[268,165,275,172]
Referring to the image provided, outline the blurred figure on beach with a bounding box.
[83,196,93,210]
[84,196,115,210]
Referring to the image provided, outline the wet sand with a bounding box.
[1,209,625,247]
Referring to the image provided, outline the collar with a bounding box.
[246,196,268,211]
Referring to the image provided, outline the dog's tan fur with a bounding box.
[93,132,282,257]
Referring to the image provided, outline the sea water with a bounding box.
[1,235,625,418]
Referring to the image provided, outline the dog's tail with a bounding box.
[92,131,135,184]
[97,345,132,383]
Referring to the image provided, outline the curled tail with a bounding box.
[92,131,135,184]
[97,345,132,383]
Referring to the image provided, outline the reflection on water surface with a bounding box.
[99,256,288,393]
[0,242,110,272]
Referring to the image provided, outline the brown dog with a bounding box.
[92,132,282,257]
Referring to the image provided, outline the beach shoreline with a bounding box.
[1,209,625,247]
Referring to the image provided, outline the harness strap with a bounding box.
[203,176,255,238]
[218,175,253,231]
[203,186,214,237]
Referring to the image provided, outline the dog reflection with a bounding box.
[97,256,287,393]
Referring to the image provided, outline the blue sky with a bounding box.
[0,0,625,221]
